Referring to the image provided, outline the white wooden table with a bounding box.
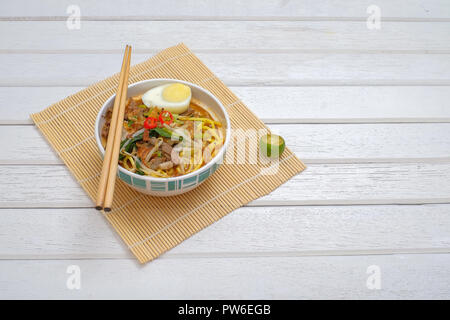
[0,0,449,299]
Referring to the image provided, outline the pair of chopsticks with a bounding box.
[96,45,132,212]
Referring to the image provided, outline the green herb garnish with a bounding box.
[124,133,144,153]
[151,127,183,141]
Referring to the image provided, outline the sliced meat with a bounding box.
[148,137,159,145]
[137,144,152,161]
[170,144,182,165]
[149,157,164,170]
[163,137,177,146]
[161,142,173,157]
[142,132,159,145]
[158,161,174,170]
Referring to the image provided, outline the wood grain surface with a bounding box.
[0,0,449,299]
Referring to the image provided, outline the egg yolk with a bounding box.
[162,83,191,103]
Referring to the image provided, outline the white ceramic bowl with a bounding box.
[95,79,231,196]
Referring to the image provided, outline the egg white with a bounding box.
[142,84,191,114]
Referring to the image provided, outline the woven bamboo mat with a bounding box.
[31,43,306,264]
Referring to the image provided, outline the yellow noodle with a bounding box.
[123,155,136,172]
[178,116,221,127]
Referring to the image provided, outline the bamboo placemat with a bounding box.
[31,43,306,264]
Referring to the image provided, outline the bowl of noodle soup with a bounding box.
[95,79,231,196]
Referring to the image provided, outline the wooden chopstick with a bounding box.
[96,45,132,211]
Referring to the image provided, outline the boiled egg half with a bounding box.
[142,83,191,114]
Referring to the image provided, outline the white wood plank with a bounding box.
[2,21,449,52]
[1,205,449,259]
[0,87,81,124]
[1,53,449,86]
[1,0,448,19]
[2,86,450,124]
[2,123,450,165]
[1,163,449,207]
[231,86,450,123]
[0,254,449,299]
[280,123,450,163]
[1,0,447,300]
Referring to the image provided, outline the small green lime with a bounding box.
[260,134,285,158]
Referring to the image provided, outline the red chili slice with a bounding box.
[144,116,158,129]
[159,110,173,125]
